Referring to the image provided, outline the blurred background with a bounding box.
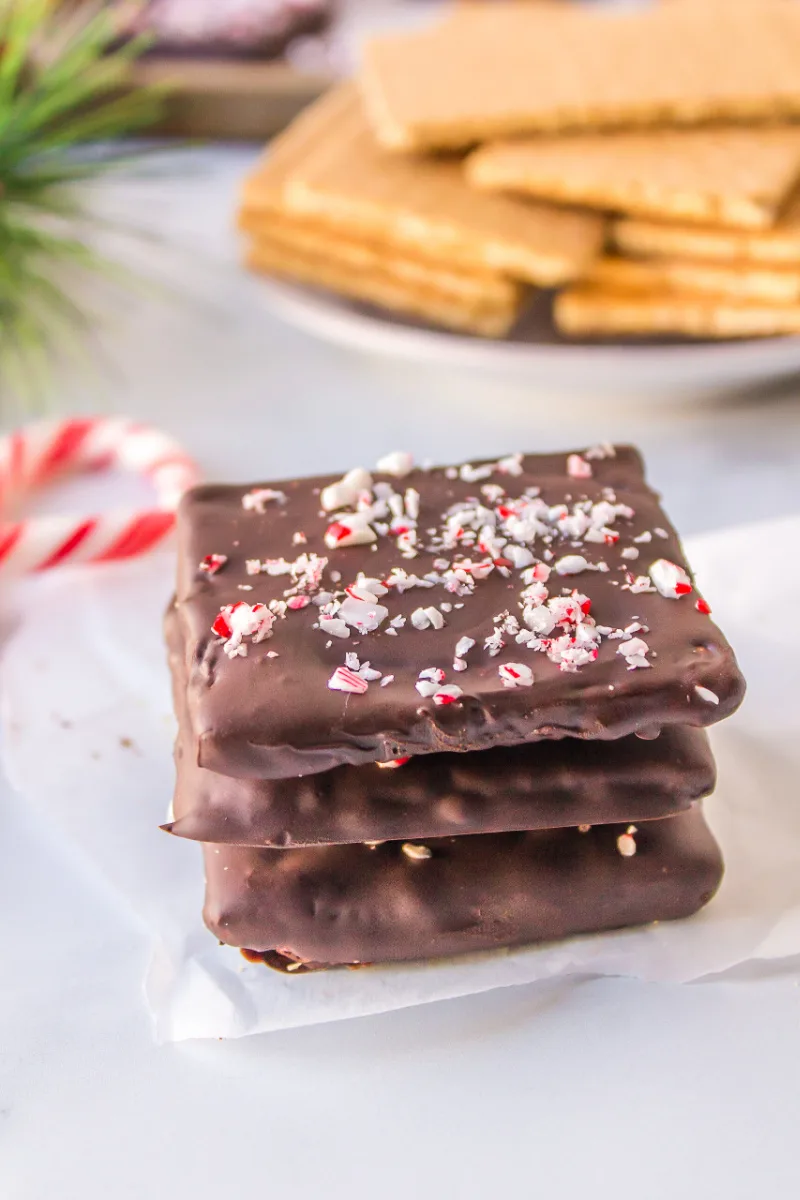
[2,0,799,536]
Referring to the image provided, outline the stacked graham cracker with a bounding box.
[240,0,800,340]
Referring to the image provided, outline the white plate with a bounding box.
[259,279,800,398]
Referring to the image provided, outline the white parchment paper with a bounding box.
[2,516,799,1041]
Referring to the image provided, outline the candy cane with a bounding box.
[0,417,200,575]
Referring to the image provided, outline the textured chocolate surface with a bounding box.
[168,606,715,844]
[174,447,745,779]
[203,806,723,966]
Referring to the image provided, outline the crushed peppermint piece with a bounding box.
[617,832,637,857]
[199,553,227,576]
[696,598,712,615]
[554,554,590,576]
[319,617,350,639]
[415,679,438,697]
[320,467,372,513]
[328,665,369,694]
[212,602,275,658]
[620,547,639,561]
[455,636,475,658]
[242,488,286,513]
[338,586,389,633]
[567,454,592,480]
[453,658,468,672]
[377,755,408,768]
[324,515,376,549]
[433,685,463,705]
[380,675,395,687]
[617,637,651,670]
[633,531,652,544]
[578,824,592,833]
[419,667,446,683]
[460,462,494,483]
[424,605,445,629]
[498,662,534,688]
[292,532,307,545]
[585,443,616,460]
[654,527,669,539]
[497,453,524,476]
[649,559,692,599]
[376,451,414,477]
[694,685,720,705]
[287,595,310,610]
[402,842,432,860]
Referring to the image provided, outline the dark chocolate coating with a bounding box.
[203,806,724,966]
[174,447,745,779]
[168,605,715,844]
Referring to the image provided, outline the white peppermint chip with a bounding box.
[455,636,475,657]
[453,658,468,672]
[585,443,616,460]
[497,453,524,476]
[524,606,557,636]
[411,608,431,630]
[633,531,652,544]
[402,842,432,860]
[621,547,640,560]
[459,463,494,483]
[376,450,414,477]
[554,554,590,576]
[694,685,720,705]
[319,617,350,639]
[359,665,383,682]
[404,487,421,519]
[242,488,287,513]
[433,685,463,705]
[505,544,535,569]
[415,679,438,697]
[649,558,692,599]
[617,637,650,659]
[337,588,389,633]
[617,833,637,858]
[345,652,360,670]
[498,662,534,688]
[381,675,395,687]
[424,606,445,630]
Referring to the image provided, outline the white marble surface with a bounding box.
[2,148,800,1199]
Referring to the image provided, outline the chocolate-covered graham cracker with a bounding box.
[173,447,745,779]
[203,806,724,968]
[167,602,715,845]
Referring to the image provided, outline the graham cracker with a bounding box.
[241,83,605,287]
[585,254,800,305]
[467,127,800,230]
[614,194,800,265]
[360,2,800,151]
[555,282,800,339]
[241,210,520,308]
[247,236,526,338]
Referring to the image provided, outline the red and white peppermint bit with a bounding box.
[324,514,377,549]
[287,595,310,610]
[376,450,414,478]
[696,598,712,615]
[213,602,275,657]
[377,756,410,769]
[499,662,534,688]
[567,453,592,480]
[0,417,199,576]
[649,559,692,599]
[694,685,720,705]
[199,553,227,576]
[328,665,369,695]
[419,666,447,684]
[433,685,463,705]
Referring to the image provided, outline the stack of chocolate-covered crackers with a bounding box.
[165,446,745,972]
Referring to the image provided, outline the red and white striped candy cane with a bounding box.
[0,417,200,575]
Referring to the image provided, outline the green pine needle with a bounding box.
[0,0,166,413]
